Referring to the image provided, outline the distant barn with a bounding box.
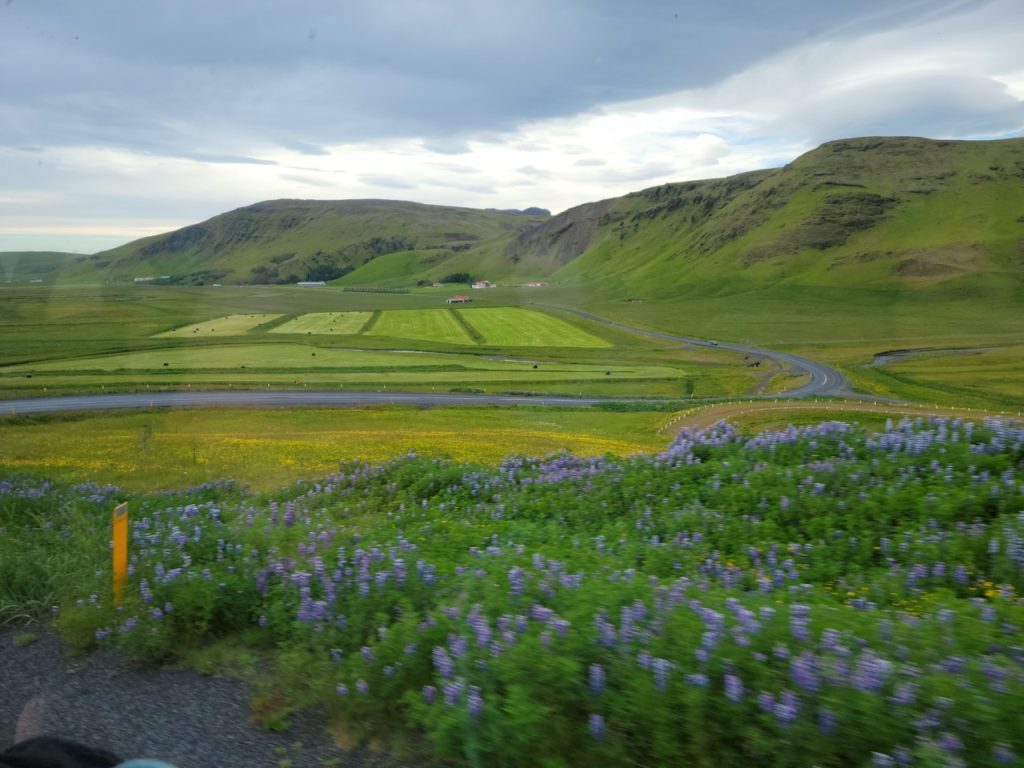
[446,295,471,304]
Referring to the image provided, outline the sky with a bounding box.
[2,0,1023,253]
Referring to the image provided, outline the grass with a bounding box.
[155,313,283,338]
[864,344,1024,408]
[459,307,610,348]
[0,407,669,491]
[3,344,688,391]
[365,309,477,345]
[269,312,372,335]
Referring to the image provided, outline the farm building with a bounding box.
[446,295,471,304]
[296,281,326,286]
[471,280,495,289]
[525,281,547,287]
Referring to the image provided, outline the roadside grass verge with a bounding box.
[0,483,115,626]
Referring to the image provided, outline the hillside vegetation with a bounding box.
[83,200,550,286]
[0,251,93,283]
[542,136,1024,301]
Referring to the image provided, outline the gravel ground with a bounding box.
[0,625,415,768]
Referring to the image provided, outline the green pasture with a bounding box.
[268,312,372,335]
[6,343,650,374]
[0,407,668,491]
[365,309,475,345]
[1,342,710,397]
[458,307,609,347]
[155,313,283,337]
[847,345,1024,410]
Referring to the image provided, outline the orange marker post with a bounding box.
[112,502,128,606]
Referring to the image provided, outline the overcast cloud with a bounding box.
[1,0,1022,252]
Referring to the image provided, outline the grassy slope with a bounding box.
[82,200,549,286]
[0,252,95,283]
[548,137,1024,335]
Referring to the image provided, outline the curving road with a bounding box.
[540,305,852,398]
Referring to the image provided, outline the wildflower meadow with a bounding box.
[2,416,1022,767]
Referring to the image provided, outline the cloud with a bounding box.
[3,0,1024,251]
[358,174,415,190]
[0,0,970,156]
[182,153,279,166]
[282,140,331,156]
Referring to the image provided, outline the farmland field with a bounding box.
[155,313,283,337]
[460,307,610,347]
[366,309,475,345]
[0,406,667,490]
[268,311,372,335]
[1,343,711,397]
[5,343,677,378]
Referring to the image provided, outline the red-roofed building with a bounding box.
[446,295,471,304]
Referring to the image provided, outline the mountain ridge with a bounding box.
[58,135,1024,296]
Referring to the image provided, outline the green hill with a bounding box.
[518,136,1024,344]
[88,199,551,286]
[62,137,1024,345]
[0,251,94,284]
[515,136,1024,295]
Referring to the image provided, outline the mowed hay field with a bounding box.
[155,313,282,337]
[366,309,474,345]
[269,311,372,335]
[458,307,609,347]
[0,407,669,491]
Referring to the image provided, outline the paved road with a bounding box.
[0,389,634,415]
[541,305,852,398]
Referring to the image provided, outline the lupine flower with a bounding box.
[588,714,605,741]
[791,651,820,692]
[468,686,483,718]
[993,745,1016,764]
[819,708,837,734]
[774,690,799,728]
[652,658,674,690]
[589,664,605,694]
[724,673,744,703]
